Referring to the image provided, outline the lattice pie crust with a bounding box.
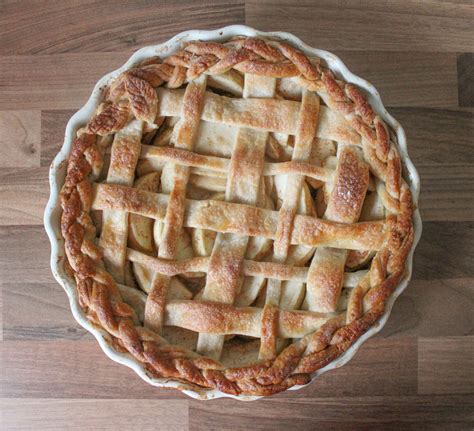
[60,36,414,396]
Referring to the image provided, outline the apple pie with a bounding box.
[60,35,414,396]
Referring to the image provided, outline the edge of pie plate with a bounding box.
[44,25,423,401]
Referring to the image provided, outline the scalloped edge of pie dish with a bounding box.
[44,25,422,401]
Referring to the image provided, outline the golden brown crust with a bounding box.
[59,35,415,397]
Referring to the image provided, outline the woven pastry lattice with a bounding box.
[60,36,414,396]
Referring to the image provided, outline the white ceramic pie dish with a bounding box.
[44,25,422,401]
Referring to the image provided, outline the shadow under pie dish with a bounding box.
[46,26,421,400]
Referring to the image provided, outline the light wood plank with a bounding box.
[188,395,474,430]
[0,226,56,284]
[246,0,474,52]
[418,336,474,395]
[0,111,40,167]
[0,340,186,399]
[1,398,188,430]
[384,279,474,338]
[334,51,458,108]
[0,0,245,55]
[0,168,50,225]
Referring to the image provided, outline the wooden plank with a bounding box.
[412,222,474,280]
[384,279,474,338]
[417,164,474,222]
[457,53,473,107]
[0,168,50,225]
[389,108,474,166]
[0,53,131,110]
[282,337,417,398]
[333,51,458,108]
[2,283,89,341]
[0,284,3,341]
[1,398,188,430]
[0,111,40,167]
[188,395,474,430]
[418,336,474,395]
[0,0,245,55]
[0,226,56,284]
[0,340,187,399]
[41,109,76,166]
[246,0,474,52]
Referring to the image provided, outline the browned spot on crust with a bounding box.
[124,75,158,123]
[86,102,129,136]
[327,147,369,223]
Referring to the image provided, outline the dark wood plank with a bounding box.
[0,111,40,167]
[188,395,474,431]
[389,108,474,166]
[418,336,474,395]
[333,51,458,108]
[0,53,131,110]
[0,0,245,55]
[458,53,474,107]
[41,109,76,167]
[384,279,474,338]
[0,168,50,225]
[0,340,187,399]
[279,337,417,398]
[1,398,188,430]
[412,222,474,280]
[417,163,474,222]
[246,0,474,52]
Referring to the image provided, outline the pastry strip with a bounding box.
[144,75,207,332]
[306,146,369,312]
[98,120,143,283]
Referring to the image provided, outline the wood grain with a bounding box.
[0,0,245,54]
[0,340,186,400]
[389,108,474,166]
[41,109,77,166]
[0,53,131,110]
[457,53,473,107]
[418,336,474,395]
[0,226,55,283]
[1,1,473,429]
[2,282,90,341]
[188,395,474,430]
[246,0,474,52]
[0,168,50,225]
[384,279,474,338]
[0,111,40,167]
[412,222,474,280]
[333,51,459,109]
[417,164,474,222]
[1,399,188,430]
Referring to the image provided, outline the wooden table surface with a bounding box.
[1,1,473,429]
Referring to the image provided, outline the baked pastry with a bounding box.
[60,35,414,396]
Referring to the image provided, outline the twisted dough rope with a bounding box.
[60,36,414,396]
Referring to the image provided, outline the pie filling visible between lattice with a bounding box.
[59,36,414,396]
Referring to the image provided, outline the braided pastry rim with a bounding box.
[44,26,422,401]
